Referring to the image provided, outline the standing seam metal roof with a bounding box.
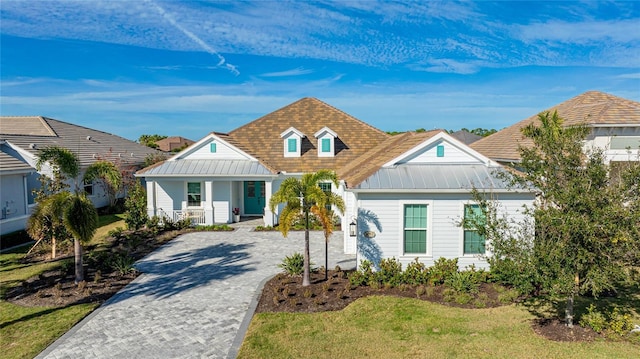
[138,159,274,176]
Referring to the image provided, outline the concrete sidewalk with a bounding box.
[36,228,355,359]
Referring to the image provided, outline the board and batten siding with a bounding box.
[184,139,248,160]
[356,192,533,270]
[401,140,482,165]
[155,181,183,211]
[212,181,231,223]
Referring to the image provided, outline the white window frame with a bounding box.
[83,179,94,197]
[399,200,433,258]
[459,203,487,257]
[186,182,203,208]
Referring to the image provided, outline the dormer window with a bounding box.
[314,127,338,157]
[281,127,305,157]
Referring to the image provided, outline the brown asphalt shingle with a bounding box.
[471,91,640,162]
[228,97,390,173]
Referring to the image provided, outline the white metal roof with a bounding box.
[138,159,274,177]
[352,164,516,191]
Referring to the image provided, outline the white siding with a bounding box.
[1,173,29,235]
[156,181,183,211]
[585,127,640,163]
[402,140,482,164]
[184,139,249,160]
[212,181,231,223]
[356,192,533,270]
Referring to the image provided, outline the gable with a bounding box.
[173,133,254,161]
[384,132,491,167]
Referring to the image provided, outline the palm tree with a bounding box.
[83,160,123,208]
[269,170,344,286]
[311,189,345,281]
[29,146,98,282]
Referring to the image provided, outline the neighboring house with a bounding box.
[136,98,534,269]
[471,91,640,165]
[449,130,483,145]
[0,116,161,235]
[155,136,195,152]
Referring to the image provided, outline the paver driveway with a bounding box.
[37,226,355,359]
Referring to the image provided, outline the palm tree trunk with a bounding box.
[51,236,57,259]
[303,211,311,286]
[74,238,84,284]
[325,238,328,281]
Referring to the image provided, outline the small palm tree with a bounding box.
[311,190,345,281]
[27,192,72,259]
[83,160,123,208]
[65,194,98,283]
[269,170,344,286]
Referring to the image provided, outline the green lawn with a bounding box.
[239,296,639,359]
[0,214,126,359]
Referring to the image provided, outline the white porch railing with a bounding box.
[173,209,206,225]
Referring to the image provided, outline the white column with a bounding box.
[146,180,156,218]
[263,180,273,226]
[204,180,214,224]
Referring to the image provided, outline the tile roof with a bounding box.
[338,130,442,188]
[0,143,34,173]
[228,97,390,173]
[471,91,640,162]
[450,130,482,145]
[0,116,161,168]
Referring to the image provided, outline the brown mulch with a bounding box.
[6,242,600,343]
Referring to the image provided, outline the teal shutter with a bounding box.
[210,143,217,153]
[436,145,444,157]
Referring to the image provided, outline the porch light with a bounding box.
[349,219,357,237]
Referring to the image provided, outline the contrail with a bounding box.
[145,0,239,75]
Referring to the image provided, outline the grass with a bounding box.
[0,213,126,359]
[238,296,639,359]
[0,301,97,359]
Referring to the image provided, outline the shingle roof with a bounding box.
[0,116,161,168]
[338,130,442,188]
[228,98,390,173]
[450,130,483,145]
[155,136,195,152]
[471,91,640,162]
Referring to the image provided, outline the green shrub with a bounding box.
[107,227,124,239]
[255,225,275,231]
[195,224,233,231]
[278,253,305,276]
[403,258,429,285]
[445,271,480,294]
[124,182,148,230]
[110,253,137,276]
[487,257,536,295]
[579,304,607,333]
[429,257,459,285]
[497,287,520,304]
[607,307,634,337]
[375,257,403,287]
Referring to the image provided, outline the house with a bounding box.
[0,116,161,235]
[136,98,534,269]
[155,136,195,152]
[471,91,640,165]
[338,130,533,269]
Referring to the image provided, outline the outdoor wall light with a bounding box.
[349,219,357,237]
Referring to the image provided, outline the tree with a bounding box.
[269,170,343,286]
[27,192,72,259]
[64,194,98,283]
[138,134,167,149]
[83,160,123,208]
[311,185,345,281]
[125,181,148,230]
[475,111,640,328]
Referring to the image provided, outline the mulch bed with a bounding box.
[6,244,600,343]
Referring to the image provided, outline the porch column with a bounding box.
[204,180,214,224]
[146,180,156,218]
[263,180,274,226]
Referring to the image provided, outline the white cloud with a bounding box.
[259,67,315,77]
[513,19,640,44]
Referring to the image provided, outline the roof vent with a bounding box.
[86,136,92,141]
[131,153,134,157]
[29,143,37,149]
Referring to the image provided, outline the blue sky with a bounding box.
[1,1,639,142]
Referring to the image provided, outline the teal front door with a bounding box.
[244,181,265,215]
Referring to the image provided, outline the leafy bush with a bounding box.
[403,258,429,285]
[195,224,234,231]
[255,225,275,231]
[375,257,403,287]
[278,253,305,276]
[124,182,148,230]
[429,257,459,285]
[445,271,480,294]
[579,304,607,333]
[110,252,137,276]
[488,257,536,295]
[579,305,634,337]
[108,227,124,239]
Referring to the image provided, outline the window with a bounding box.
[463,204,486,255]
[321,138,331,152]
[210,143,217,153]
[84,180,94,196]
[288,138,297,153]
[318,182,332,211]
[436,145,444,157]
[404,204,427,254]
[187,182,201,207]
[610,137,640,150]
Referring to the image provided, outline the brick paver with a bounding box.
[36,226,355,359]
